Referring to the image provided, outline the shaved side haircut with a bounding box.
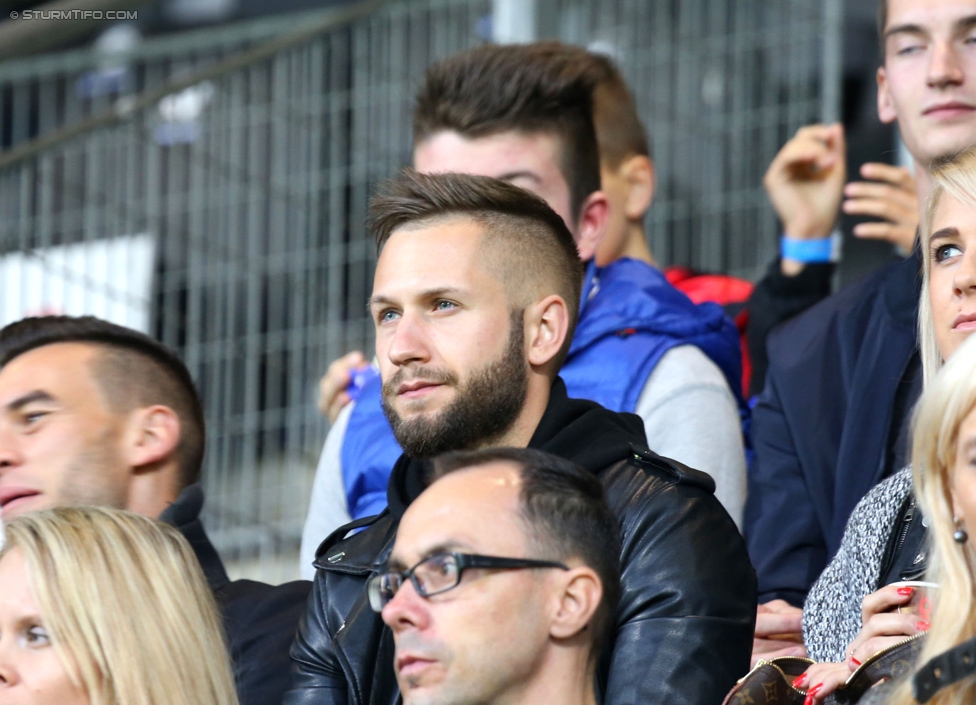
[368,169,584,370]
[431,446,622,657]
[0,316,206,488]
[413,42,601,223]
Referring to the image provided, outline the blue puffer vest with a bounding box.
[340,258,747,519]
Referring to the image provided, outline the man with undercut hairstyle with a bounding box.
[374,446,620,705]
[0,315,310,705]
[301,42,748,567]
[286,170,756,705]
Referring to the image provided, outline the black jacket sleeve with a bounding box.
[601,457,757,703]
[216,578,312,705]
[745,259,834,397]
[284,514,398,705]
[283,574,350,705]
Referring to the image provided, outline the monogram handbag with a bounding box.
[723,635,925,705]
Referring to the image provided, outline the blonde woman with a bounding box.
[0,506,239,705]
[878,333,976,703]
[794,147,976,703]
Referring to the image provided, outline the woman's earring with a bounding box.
[954,516,969,544]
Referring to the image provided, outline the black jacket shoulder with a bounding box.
[287,449,756,705]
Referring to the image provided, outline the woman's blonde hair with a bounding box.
[0,506,239,705]
[919,147,976,385]
[894,332,976,705]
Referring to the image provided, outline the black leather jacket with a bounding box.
[285,379,757,705]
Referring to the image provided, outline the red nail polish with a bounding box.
[897,586,914,596]
[917,620,931,631]
[851,656,861,665]
[792,673,808,688]
[804,684,823,705]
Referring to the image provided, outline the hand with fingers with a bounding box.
[317,350,369,423]
[791,661,854,705]
[751,599,808,668]
[790,583,928,704]
[764,123,847,275]
[845,583,929,665]
[843,162,919,252]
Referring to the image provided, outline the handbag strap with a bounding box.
[913,635,976,703]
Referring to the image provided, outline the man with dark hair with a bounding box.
[371,446,619,705]
[303,42,747,565]
[747,0,976,666]
[286,170,756,705]
[0,315,310,705]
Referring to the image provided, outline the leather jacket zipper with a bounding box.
[879,495,916,582]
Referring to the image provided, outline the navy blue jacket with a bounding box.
[339,257,746,520]
[743,253,920,606]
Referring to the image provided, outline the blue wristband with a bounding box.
[780,234,836,263]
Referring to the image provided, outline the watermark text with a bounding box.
[10,10,138,20]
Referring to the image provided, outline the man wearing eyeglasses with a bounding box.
[370,446,619,705]
[285,169,755,705]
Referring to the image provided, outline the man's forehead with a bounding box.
[0,340,99,375]
[0,342,100,402]
[373,218,502,295]
[413,129,563,178]
[885,0,976,32]
[394,463,525,560]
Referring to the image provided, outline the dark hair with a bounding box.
[368,169,583,369]
[431,446,622,657]
[582,52,650,167]
[0,316,205,488]
[878,0,888,59]
[413,42,601,223]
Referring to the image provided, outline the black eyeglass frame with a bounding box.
[367,551,570,612]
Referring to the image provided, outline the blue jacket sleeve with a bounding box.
[744,368,828,606]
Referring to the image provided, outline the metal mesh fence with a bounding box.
[0,0,839,582]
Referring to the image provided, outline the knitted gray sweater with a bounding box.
[803,467,915,662]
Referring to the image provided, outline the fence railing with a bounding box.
[0,0,840,582]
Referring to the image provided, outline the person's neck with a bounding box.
[477,374,552,450]
[488,653,597,705]
[619,224,656,267]
[126,464,181,519]
[916,166,933,202]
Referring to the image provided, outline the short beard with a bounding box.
[381,310,528,458]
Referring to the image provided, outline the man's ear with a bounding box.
[621,155,655,220]
[524,295,570,370]
[549,567,603,641]
[573,191,610,262]
[877,67,898,124]
[123,405,181,473]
